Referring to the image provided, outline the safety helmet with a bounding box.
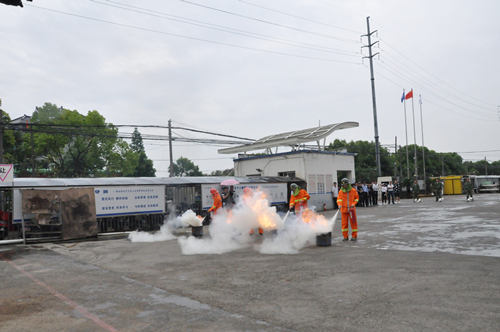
[341,178,350,185]
[290,183,298,189]
[210,188,218,195]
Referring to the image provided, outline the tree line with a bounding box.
[327,139,500,183]
[1,101,155,177]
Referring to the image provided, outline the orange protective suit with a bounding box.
[337,186,359,239]
[289,189,311,212]
[208,193,222,215]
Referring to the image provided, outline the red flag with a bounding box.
[405,89,413,100]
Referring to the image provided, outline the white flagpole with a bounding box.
[403,90,410,178]
[419,94,427,194]
[411,89,418,179]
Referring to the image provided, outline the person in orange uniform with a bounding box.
[337,178,359,241]
[289,183,311,214]
[208,188,222,215]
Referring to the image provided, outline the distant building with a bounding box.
[219,122,359,210]
[10,114,31,127]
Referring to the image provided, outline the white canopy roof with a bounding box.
[218,121,359,154]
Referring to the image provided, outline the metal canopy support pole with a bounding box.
[21,189,26,244]
[58,195,63,240]
[362,17,381,176]
[21,214,26,245]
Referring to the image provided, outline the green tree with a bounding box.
[398,145,465,178]
[130,128,156,177]
[29,103,138,177]
[327,139,392,182]
[209,168,233,176]
[104,140,139,177]
[131,127,145,153]
[169,157,203,177]
[0,99,17,165]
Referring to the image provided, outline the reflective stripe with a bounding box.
[342,228,349,231]
[352,229,358,232]
[354,199,359,202]
[338,199,343,202]
[212,205,216,209]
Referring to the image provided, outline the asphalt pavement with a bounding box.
[1,193,499,332]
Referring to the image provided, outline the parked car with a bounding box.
[478,180,500,193]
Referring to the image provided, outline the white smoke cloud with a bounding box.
[256,212,337,255]
[128,210,203,243]
[178,190,339,255]
[128,224,176,243]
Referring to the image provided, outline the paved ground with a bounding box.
[1,193,499,332]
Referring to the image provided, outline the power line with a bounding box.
[91,0,359,57]
[16,123,256,141]
[370,17,500,101]
[6,127,250,145]
[377,37,498,108]
[238,0,363,34]
[27,4,358,64]
[179,0,360,44]
[379,46,497,112]
[375,64,498,121]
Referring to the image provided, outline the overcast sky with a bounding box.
[1,0,499,176]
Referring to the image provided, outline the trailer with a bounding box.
[2,176,304,242]
[468,175,500,193]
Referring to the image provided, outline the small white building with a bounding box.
[219,122,359,210]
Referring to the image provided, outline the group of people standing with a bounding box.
[331,180,402,208]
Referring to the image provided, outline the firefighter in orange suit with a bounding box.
[337,178,359,241]
[208,188,222,215]
[289,183,311,213]
[243,187,263,235]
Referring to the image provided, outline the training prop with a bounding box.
[191,226,203,237]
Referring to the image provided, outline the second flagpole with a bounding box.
[411,89,418,179]
[419,94,427,194]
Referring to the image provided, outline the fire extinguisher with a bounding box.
[323,203,327,211]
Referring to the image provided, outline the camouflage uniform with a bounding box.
[412,182,420,200]
[464,180,474,200]
[432,180,444,202]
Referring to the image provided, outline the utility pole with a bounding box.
[399,145,403,177]
[362,17,381,176]
[485,157,488,176]
[394,136,397,177]
[30,122,35,176]
[168,119,174,177]
[441,154,445,177]
[0,107,3,163]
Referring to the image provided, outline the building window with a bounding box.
[278,171,295,178]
